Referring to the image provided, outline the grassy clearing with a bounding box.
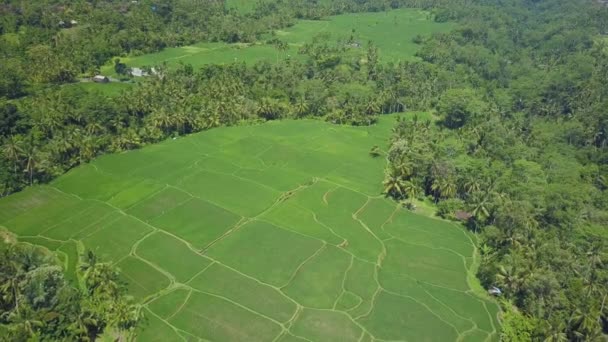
[100,8,452,76]
[0,116,500,340]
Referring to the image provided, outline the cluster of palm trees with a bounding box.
[0,243,141,341]
[382,113,608,340]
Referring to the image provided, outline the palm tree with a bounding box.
[365,98,380,116]
[542,324,568,342]
[496,264,528,296]
[172,110,190,136]
[569,307,601,340]
[431,177,457,201]
[205,112,221,129]
[2,136,24,173]
[112,301,142,339]
[468,191,493,222]
[22,148,38,186]
[79,135,99,163]
[85,122,106,136]
[151,109,174,135]
[460,175,481,195]
[7,307,43,340]
[383,169,405,199]
[257,97,282,120]
[294,97,309,118]
[402,180,421,200]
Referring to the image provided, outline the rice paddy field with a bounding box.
[0,116,500,341]
[100,8,452,77]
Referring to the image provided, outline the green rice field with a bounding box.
[101,8,452,76]
[0,116,500,341]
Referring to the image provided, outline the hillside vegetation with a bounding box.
[98,8,451,77]
[1,0,607,340]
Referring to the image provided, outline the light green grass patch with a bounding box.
[71,212,123,240]
[188,263,297,323]
[344,259,378,318]
[136,232,212,282]
[283,245,352,309]
[384,209,475,257]
[261,202,344,245]
[127,187,192,221]
[42,201,115,241]
[277,333,310,342]
[358,291,458,341]
[422,284,496,334]
[168,291,282,341]
[93,149,161,176]
[3,189,81,236]
[149,198,242,250]
[147,288,192,319]
[335,291,362,311]
[288,179,337,211]
[118,256,171,301]
[107,180,165,210]
[383,239,469,291]
[197,156,241,174]
[462,329,490,342]
[206,220,323,287]
[137,308,184,342]
[18,236,63,251]
[234,167,312,192]
[177,169,279,217]
[291,308,362,342]
[51,165,138,201]
[312,187,384,263]
[57,241,80,284]
[378,271,475,333]
[0,187,61,223]
[82,215,152,262]
[356,197,396,240]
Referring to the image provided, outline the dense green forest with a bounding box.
[1,0,608,340]
[0,234,140,341]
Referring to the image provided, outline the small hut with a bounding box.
[92,75,110,83]
[454,210,473,221]
[130,67,148,77]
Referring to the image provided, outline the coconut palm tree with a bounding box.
[431,177,457,201]
[468,191,493,222]
[22,140,48,186]
[569,307,601,340]
[496,264,528,296]
[2,136,24,173]
[542,323,568,342]
[383,168,406,199]
[294,97,309,118]
[6,307,43,340]
[402,180,421,201]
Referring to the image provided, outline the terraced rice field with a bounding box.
[101,8,452,77]
[0,117,500,341]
